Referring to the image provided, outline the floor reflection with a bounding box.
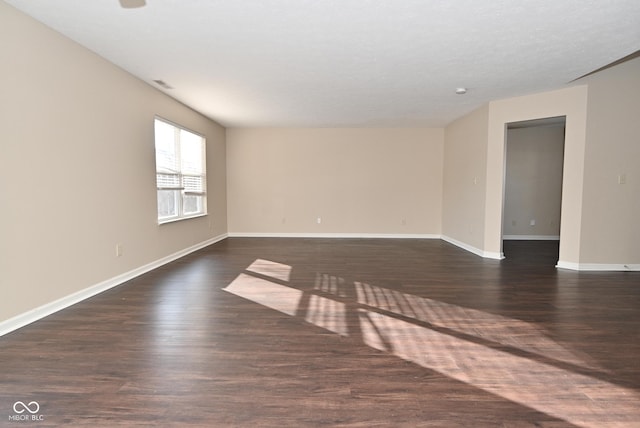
[223,258,640,428]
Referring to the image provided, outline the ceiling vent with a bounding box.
[119,0,146,8]
[152,79,173,90]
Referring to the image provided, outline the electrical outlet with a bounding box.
[115,244,123,257]
[317,217,322,224]
[618,173,626,184]
[530,219,536,226]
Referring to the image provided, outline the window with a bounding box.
[154,118,206,223]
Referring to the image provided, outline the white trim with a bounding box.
[503,235,560,241]
[483,250,505,260]
[555,261,580,270]
[0,233,228,337]
[227,232,442,239]
[556,261,640,271]
[154,115,205,139]
[441,235,505,260]
[5,231,634,337]
[158,213,207,225]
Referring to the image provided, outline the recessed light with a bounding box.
[455,87,467,95]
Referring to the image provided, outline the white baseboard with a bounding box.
[227,232,442,239]
[232,233,511,261]
[4,231,634,337]
[556,261,640,271]
[0,233,228,337]
[441,235,505,260]
[503,235,560,241]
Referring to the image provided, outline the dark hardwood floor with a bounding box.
[1,238,639,427]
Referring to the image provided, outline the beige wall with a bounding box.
[0,3,227,325]
[580,57,640,265]
[442,105,489,253]
[2,2,638,331]
[449,77,637,268]
[485,86,589,264]
[226,128,443,235]
[503,125,565,238]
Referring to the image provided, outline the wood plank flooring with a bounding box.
[1,238,639,427]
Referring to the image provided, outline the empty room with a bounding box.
[1,1,639,426]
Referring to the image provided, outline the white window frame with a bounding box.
[154,117,207,224]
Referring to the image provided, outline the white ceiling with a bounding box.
[5,0,640,127]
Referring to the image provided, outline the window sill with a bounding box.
[158,213,208,226]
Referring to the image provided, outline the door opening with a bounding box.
[502,116,566,264]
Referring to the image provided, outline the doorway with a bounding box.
[502,116,566,263]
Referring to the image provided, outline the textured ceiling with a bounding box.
[5,0,640,127]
